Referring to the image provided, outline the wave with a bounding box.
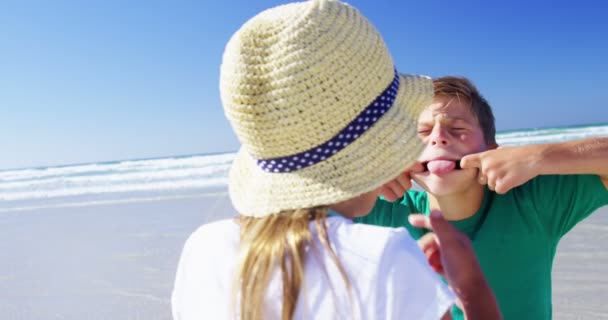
[0,166,231,191]
[0,153,234,210]
[0,124,606,210]
[0,192,229,213]
[0,153,235,183]
[497,124,608,146]
[0,178,229,201]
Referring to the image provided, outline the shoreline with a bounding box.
[0,194,605,319]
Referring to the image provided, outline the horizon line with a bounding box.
[2,121,606,172]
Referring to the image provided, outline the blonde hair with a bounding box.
[234,207,351,320]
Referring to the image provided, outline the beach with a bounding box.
[0,194,235,320]
[0,191,606,319]
[553,205,608,319]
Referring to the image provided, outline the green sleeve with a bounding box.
[354,196,410,228]
[354,192,429,239]
[522,174,608,239]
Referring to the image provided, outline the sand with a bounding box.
[553,205,608,319]
[0,193,605,319]
[0,194,235,320]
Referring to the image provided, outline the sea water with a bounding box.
[1,123,606,212]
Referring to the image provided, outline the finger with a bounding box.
[460,153,482,169]
[494,176,513,194]
[385,180,405,200]
[377,184,399,202]
[409,214,432,230]
[428,210,458,243]
[417,232,439,251]
[393,172,413,191]
[416,233,443,274]
[495,173,518,194]
[487,174,496,191]
[494,181,507,194]
[427,249,444,275]
[495,177,519,194]
[407,161,425,174]
[478,173,487,185]
[410,211,458,245]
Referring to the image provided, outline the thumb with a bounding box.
[460,153,481,169]
[407,161,425,174]
[408,211,456,242]
[428,210,457,242]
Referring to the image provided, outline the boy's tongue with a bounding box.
[427,160,456,175]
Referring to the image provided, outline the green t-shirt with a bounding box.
[355,174,608,319]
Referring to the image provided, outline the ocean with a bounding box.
[1,123,607,213]
[1,123,607,320]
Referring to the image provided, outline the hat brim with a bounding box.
[228,74,432,217]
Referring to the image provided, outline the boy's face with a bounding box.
[412,96,492,196]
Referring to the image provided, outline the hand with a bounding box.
[460,146,542,194]
[377,162,424,202]
[409,211,484,296]
[409,211,501,319]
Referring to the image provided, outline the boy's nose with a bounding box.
[431,138,448,146]
[429,126,448,146]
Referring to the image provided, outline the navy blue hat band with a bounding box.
[256,69,400,173]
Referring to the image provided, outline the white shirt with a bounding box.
[172,216,454,319]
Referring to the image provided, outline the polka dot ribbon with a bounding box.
[257,69,400,173]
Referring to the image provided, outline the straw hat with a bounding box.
[220,0,432,217]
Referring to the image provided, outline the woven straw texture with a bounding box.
[220,0,432,216]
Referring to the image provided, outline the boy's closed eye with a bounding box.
[417,127,432,135]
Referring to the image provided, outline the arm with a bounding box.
[458,280,502,320]
[538,137,608,187]
[461,137,608,194]
[411,212,502,320]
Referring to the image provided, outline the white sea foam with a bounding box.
[0,192,228,213]
[0,178,229,201]
[497,124,608,146]
[0,124,606,211]
[0,153,234,210]
[0,166,231,191]
[0,153,235,183]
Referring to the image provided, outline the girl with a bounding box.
[172,1,499,319]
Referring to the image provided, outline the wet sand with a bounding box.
[0,194,235,320]
[0,194,605,319]
[553,205,608,319]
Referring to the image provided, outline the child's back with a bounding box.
[172,216,453,320]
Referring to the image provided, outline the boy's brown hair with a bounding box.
[433,76,496,145]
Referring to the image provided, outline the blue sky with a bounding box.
[1,0,607,170]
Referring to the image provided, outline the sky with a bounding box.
[1,0,607,170]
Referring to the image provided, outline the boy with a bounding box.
[356,76,608,319]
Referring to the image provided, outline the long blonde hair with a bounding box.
[234,207,350,320]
